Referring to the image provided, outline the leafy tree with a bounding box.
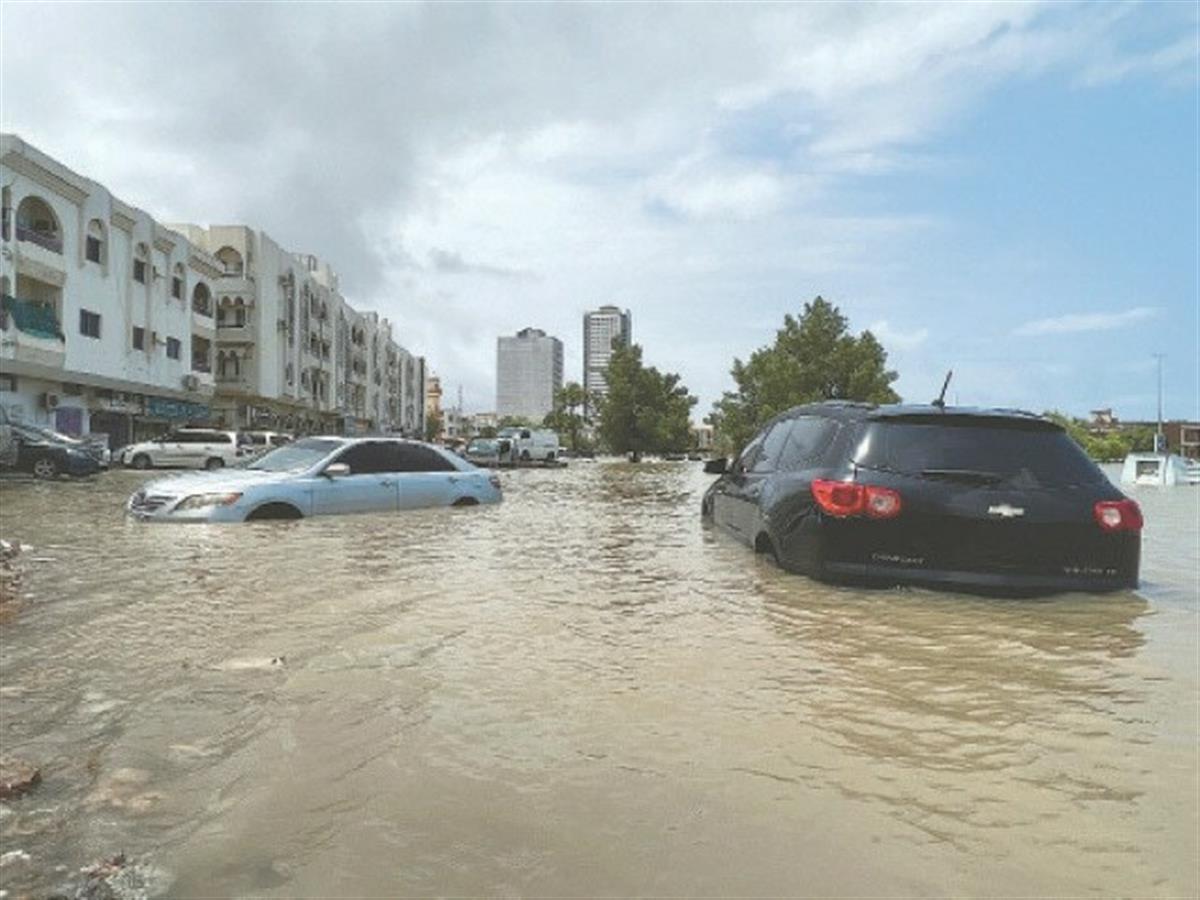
[476,425,498,438]
[424,409,443,443]
[498,415,535,429]
[597,344,697,458]
[542,382,588,452]
[709,296,900,453]
[1043,411,1154,461]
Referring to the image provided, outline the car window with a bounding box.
[248,438,341,471]
[856,420,1107,487]
[750,420,793,473]
[777,417,839,471]
[176,432,206,444]
[335,441,398,475]
[391,444,457,473]
[732,434,765,475]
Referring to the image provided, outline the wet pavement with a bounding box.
[0,461,1196,897]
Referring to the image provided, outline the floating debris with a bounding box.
[0,757,42,799]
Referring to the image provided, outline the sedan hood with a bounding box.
[137,468,299,495]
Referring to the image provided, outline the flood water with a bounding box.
[1,462,1197,897]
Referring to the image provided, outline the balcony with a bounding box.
[16,224,62,254]
[0,295,66,368]
[216,318,255,343]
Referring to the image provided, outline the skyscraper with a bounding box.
[583,305,632,407]
[496,327,564,422]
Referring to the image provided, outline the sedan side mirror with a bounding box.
[704,458,728,475]
[324,462,351,478]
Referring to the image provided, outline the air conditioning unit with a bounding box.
[42,392,60,410]
[181,374,200,391]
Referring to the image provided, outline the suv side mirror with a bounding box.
[704,458,728,475]
[324,462,351,478]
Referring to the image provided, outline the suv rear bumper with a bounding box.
[823,560,1137,596]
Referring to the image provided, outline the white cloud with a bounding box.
[869,320,930,350]
[1014,307,1159,336]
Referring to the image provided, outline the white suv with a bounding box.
[118,428,244,470]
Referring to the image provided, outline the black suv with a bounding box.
[702,403,1142,595]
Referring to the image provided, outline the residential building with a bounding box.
[0,133,425,449]
[425,372,443,436]
[582,305,631,409]
[496,326,563,422]
[690,422,714,452]
[1,134,220,448]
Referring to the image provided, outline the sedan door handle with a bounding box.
[380,479,395,487]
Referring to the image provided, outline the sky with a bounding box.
[2,1,1196,421]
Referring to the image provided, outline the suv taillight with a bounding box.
[811,480,902,519]
[1094,499,1143,533]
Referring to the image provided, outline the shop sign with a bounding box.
[146,396,210,421]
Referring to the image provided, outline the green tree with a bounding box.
[597,344,697,458]
[709,296,900,453]
[424,409,443,443]
[1044,410,1151,461]
[542,382,588,452]
[498,415,534,430]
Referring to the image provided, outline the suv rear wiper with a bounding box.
[920,468,1005,485]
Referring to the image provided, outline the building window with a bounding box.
[166,337,181,360]
[79,309,101,339]
[86,236,102,263]
[172,277,183,299]
[133,259,147,284]
[132,326,145,350]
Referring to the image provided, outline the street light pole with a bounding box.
[1153,353,1165,453]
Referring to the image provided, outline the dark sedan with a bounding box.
[5,422,104,479]
[702,402,1141,595]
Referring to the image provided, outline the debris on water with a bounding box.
[0,849,31,867]
[0,540,25,613]
[85,769,162,815]
[0,757,42,799]
[63,852,173,899]
[211,655,286,672]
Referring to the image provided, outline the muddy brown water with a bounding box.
[0,462,1196,897]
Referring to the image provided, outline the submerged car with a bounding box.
[2,420,105,479]
[702,403,1142,595]
[127,436,502,522]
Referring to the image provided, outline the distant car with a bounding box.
[702,402,1142,595]
[241,430,292,450]
[465,437,517,467]
[126,436,502,522]
[117,428,244,470]
[2,420,104,479]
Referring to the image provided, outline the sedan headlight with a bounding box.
[174,492,243,511]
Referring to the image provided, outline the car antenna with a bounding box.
[932,370,953,409]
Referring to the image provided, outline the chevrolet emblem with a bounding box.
[987,503,1025,518]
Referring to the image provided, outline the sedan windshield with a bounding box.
[246,438,343,472]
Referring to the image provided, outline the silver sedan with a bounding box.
[126,436,502,522]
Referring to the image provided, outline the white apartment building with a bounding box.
[172,224,428,437]
[0,134,425,447]
[582,305,631,408]
[496,327,563,422]
[1,134,220,447]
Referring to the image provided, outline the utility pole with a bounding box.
[1153,354,1165,453]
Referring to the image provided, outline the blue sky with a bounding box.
[3,1,1196,421]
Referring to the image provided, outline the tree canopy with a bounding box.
[597,344,697,457]
[1043,411,1155,461]
[709,296,900,452]
[543,382,588,452]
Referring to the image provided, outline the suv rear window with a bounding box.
[855,419,1106,487]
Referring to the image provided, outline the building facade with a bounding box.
[496,327,563,422]
[0,133,426,449]
[582,305,631,409]
[1,134,221,447]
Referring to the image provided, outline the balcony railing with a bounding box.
[15,224,63,254]
[0,294,65,341]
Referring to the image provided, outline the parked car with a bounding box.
[464,437,518,467]
[117,428,244,470]
[241,430,293,450]
[702,402,1142,595]
[126,436,502,522]
[1,419,104,479]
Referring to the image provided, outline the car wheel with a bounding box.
[130,454,151,470]
[521,450,531,462]
[32,457,59,479]
[545,452,556,462]
[205,457,224,470]
[245,502,303,521]
[452,496,479,507]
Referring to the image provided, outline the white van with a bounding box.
[499,427,560,463]
[117,428,244,470]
